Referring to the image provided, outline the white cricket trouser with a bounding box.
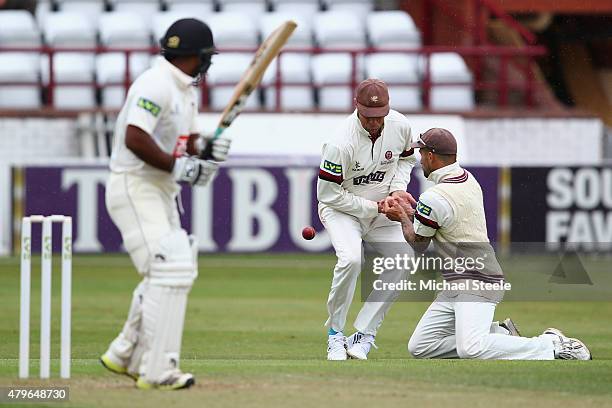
[408,293,555,360]
[105,172,181,274]
[104,172,183,372]
[320,206,412,336]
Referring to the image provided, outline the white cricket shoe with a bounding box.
[327,333,348,361]
[543,328,592,360]
[100,351,138,381]
[346,332,377,360]
[136,370,195,390]
[500,317,522,336]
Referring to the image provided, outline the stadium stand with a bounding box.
[165,1,214,18]
[207,11,259,47]
[0,10,41,108]
[96,53,151,109]
[99,11,151,46]
[367,11,421,49]
[0,53,41,108]
[0,10,40,46]
[41,10,98,109]
[259,11,312,47]
[312,53,364,111]
[97,10,152,108]
[365,53,421,111]
[323,0,374,22]
[262,53,314,110]
[260,12,313,110]
[110,0,162,25]
[273,0,321,22]
[56,0,106,24]
[427,52,475,111]
[217,0,268,15]
[207,53,261,110]
[35,0,53,27]
[0,2,498,112]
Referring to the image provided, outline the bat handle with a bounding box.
[199,126,226,160]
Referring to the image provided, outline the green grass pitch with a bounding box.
[1,254,611,407]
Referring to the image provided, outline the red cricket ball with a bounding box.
[302,226,316,240]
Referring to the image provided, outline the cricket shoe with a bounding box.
[327,333,348,361]
[543,328,592,360]
[100,352,138,381]
[500,318,522,336]
[346,332,377,360]
[136,370,195,390]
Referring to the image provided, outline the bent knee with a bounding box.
[336,253,362,272]
[407,334,427,359]
[456,339,486,359]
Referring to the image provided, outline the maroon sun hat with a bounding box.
[354,78,390,118]
[411,128,458,155]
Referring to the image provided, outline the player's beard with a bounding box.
[422,162,431,178]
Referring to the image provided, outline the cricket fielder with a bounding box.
[99,19,232,389]
[318,79,417,360]
[383,128,591,360]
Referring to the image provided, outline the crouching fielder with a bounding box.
[100,19,231,389]
[383,128,591,361]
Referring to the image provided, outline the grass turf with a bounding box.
[0,254,611,407]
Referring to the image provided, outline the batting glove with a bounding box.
[198,133,232,162]
[172,156,219,187]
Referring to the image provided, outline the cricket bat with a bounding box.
[201,20,297,159]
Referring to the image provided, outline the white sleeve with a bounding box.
[413,190,454,237]
[189,95,200,134]
[317,143,379,218]
[125,80,170,135]
[390,124,417,193]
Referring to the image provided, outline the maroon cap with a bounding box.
[354,78,390,117]
[411,128,457,155]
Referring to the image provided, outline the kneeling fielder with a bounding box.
[383,128,591,361]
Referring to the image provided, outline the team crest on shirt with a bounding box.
[380,150,395,165]
[417,202,432,216]
[352,161,364,172]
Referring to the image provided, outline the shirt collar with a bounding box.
[156,56,194,89]
[427,162,463,184]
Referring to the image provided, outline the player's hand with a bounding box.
[390,190,417,206]
[199,133,231,162]
[172,156,219,186]
[397,199,416,218]
[382,197,412,222]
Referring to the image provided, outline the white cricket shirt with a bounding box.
[109,56,200,183]
[317,109,417,219]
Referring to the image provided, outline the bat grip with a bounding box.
[199,127,225,160]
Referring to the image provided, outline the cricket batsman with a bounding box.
[99,19,231,389]
[382,128,591,360]
[317,78,417,360]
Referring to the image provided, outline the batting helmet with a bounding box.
[160,18,217,76]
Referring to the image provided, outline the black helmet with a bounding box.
[160,18,217,76]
